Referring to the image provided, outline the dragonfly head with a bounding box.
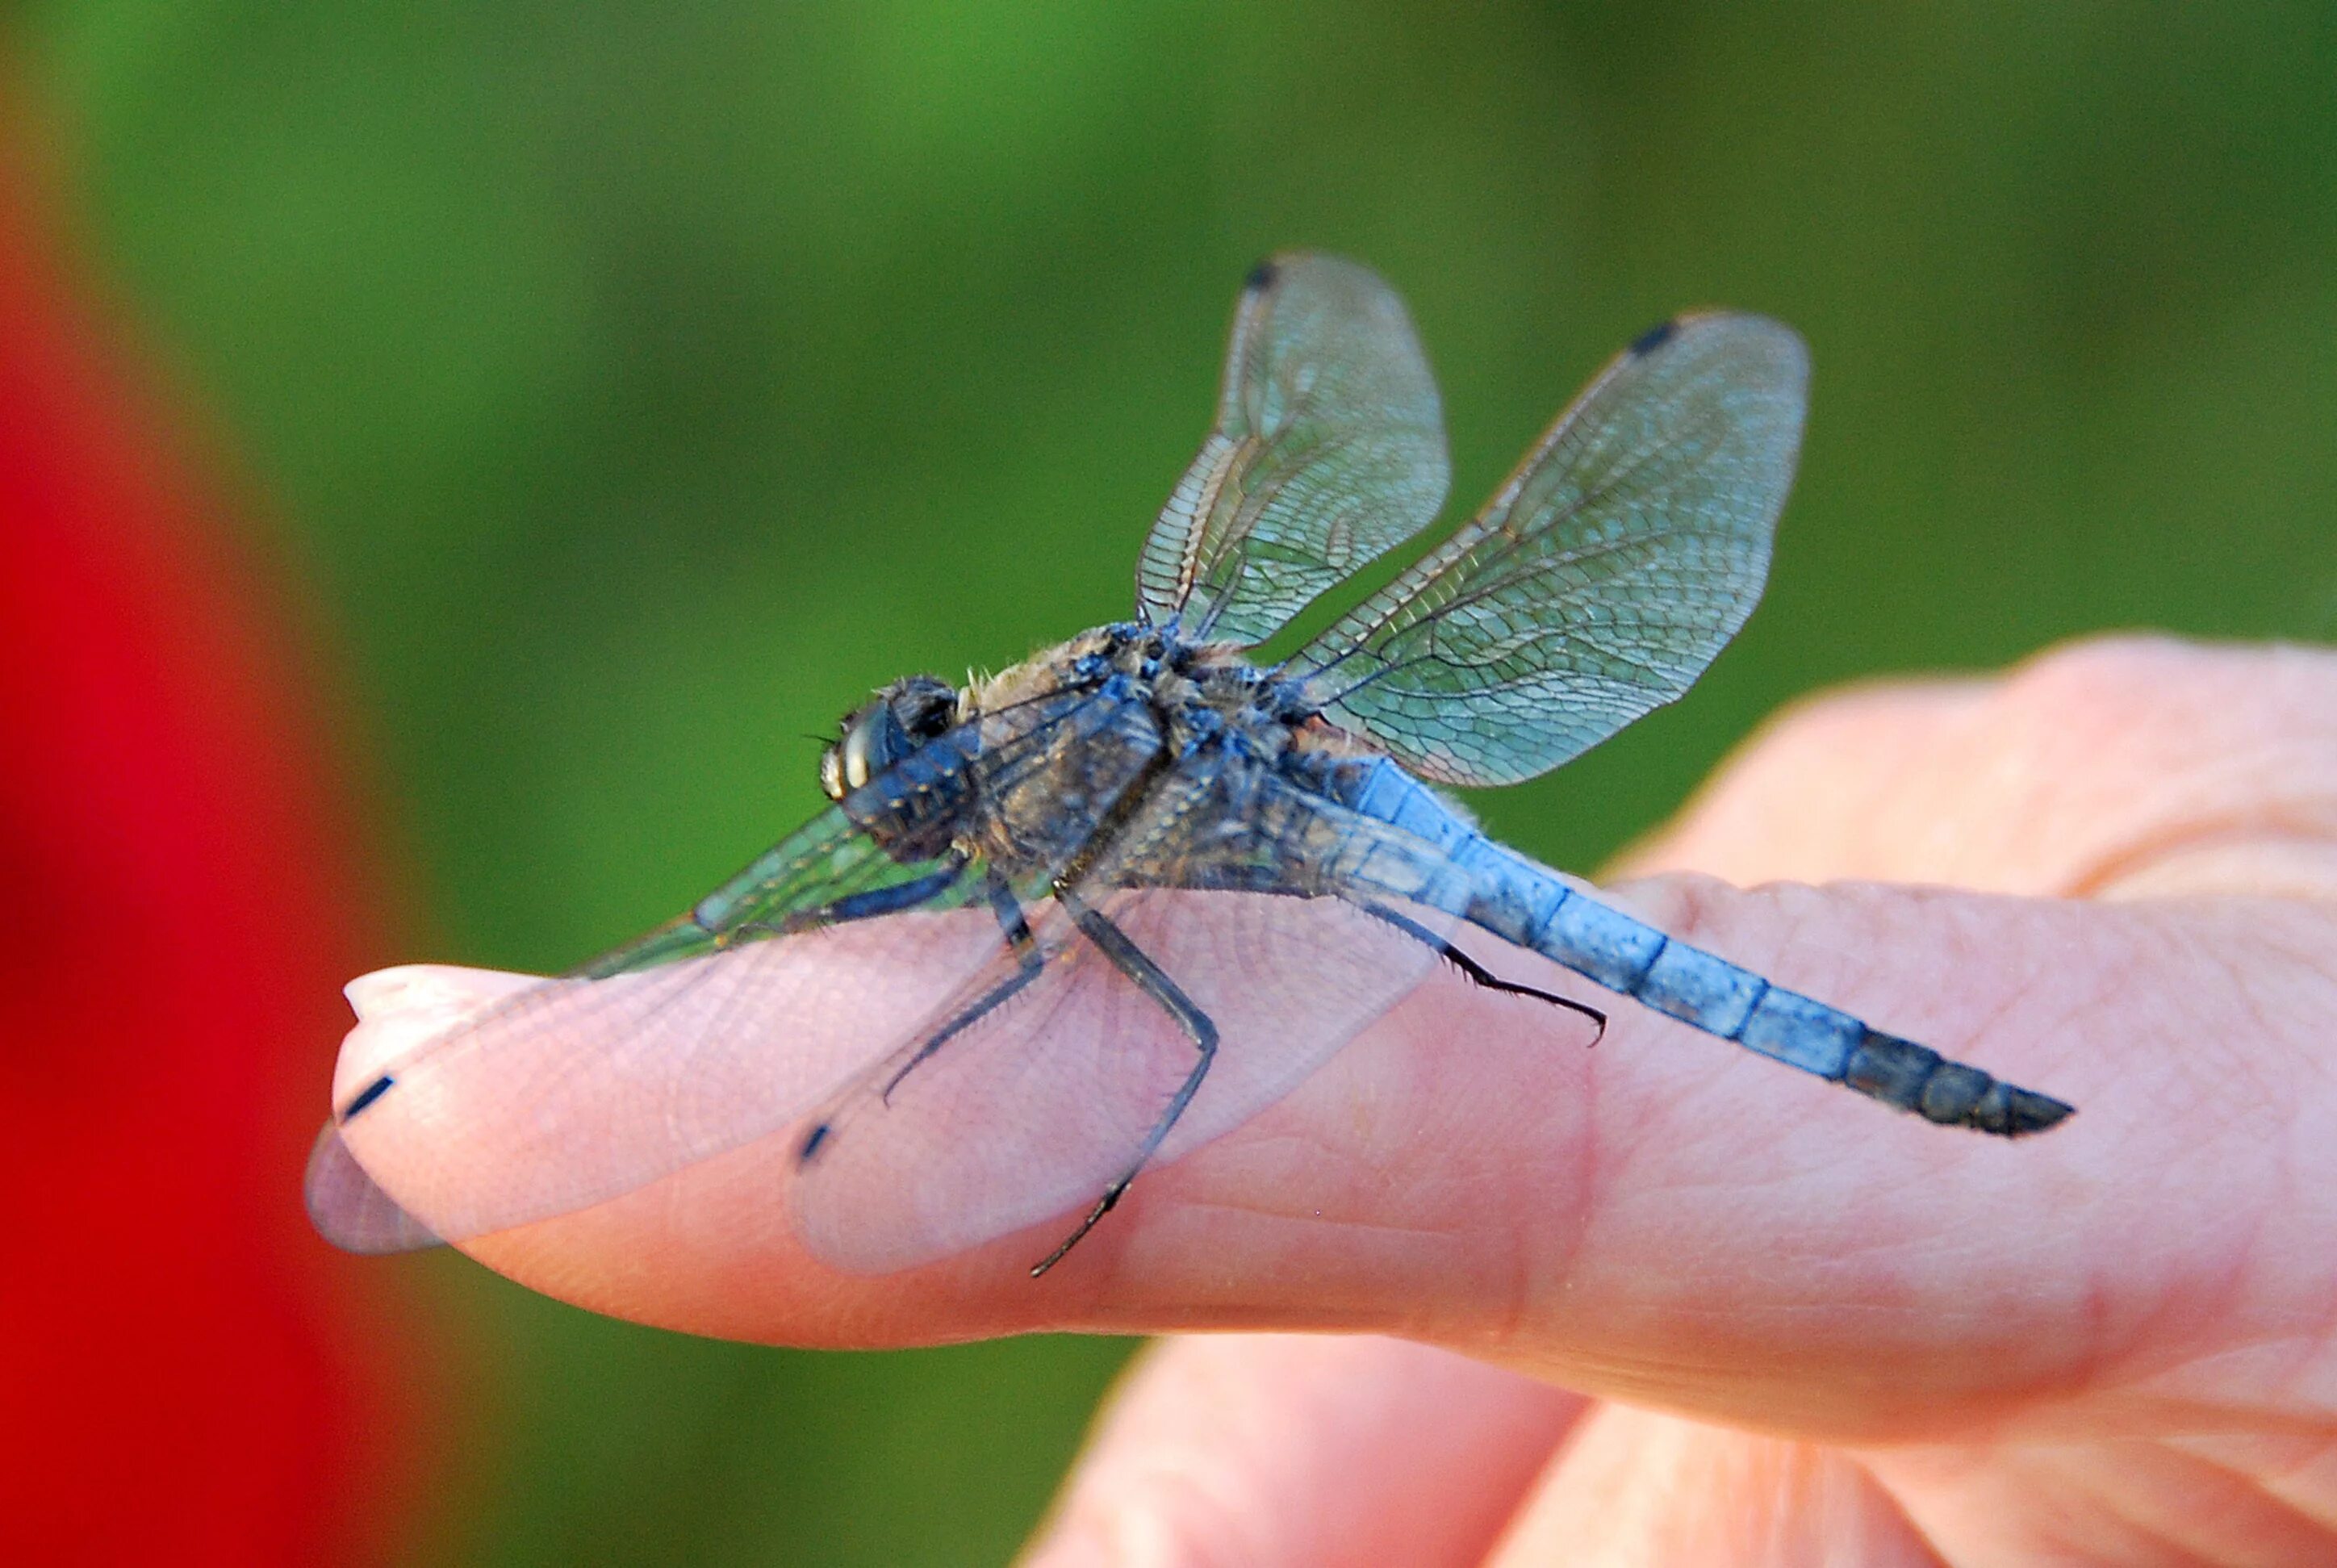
[821,674,960,801]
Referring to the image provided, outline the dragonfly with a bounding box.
[307,253,2073,1277]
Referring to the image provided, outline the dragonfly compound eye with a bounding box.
[821,675,959,801]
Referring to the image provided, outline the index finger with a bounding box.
[326,875,2335,1444]
[328,639,2337,1442]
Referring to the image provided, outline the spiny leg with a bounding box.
[1361,901,1607,1042]
[1031,893,1219,1278]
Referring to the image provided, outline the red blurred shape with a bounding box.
[0,121,426,1560]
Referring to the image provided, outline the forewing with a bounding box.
[788,765,1469,1274]
[1294,315,1809,786]
[324,910,1010,1247]
[311,684,1153,1249]
[1136,253,1449,646]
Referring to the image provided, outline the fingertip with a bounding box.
[331,963,538,1106]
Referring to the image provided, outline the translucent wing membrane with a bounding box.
[1137,253,1449,646]
[306,1118,443,1252]
[313,683,1165,1248]
[1295,314,1809,786]
[323,915,1016,1247]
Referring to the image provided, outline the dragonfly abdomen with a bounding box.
[1336,759,2071,1137]
[1502,865,2071,1136]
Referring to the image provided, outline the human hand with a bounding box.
[336,636,2337,1564]
[1020,636,2337,1565]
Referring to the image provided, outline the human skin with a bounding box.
[357,635,2337,1564]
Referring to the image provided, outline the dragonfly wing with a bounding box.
[1136,253,1449,646]
[311,684,1155,1248]
[1293,314,1809,786]
[788,764,1465,1274]
[325,906,1016,1247]
[305,1121,441,1253]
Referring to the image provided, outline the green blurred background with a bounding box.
[19,2,2335,1561]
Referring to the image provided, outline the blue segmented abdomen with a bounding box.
[1339,759,2072,1137]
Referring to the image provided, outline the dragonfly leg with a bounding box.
[1361,901,1607,1042]
[1030,892,1220,1278]
[876,875,1045,1105]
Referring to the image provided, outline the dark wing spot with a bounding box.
[1629,318,1679,356]
[1244,257,1281,294]
[341,1073,395,1120]
[797,1121,832,1164]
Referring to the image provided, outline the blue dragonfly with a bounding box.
[307,254,2072,1276]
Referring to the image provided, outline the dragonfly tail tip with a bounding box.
[1992,1085,2076,1136]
